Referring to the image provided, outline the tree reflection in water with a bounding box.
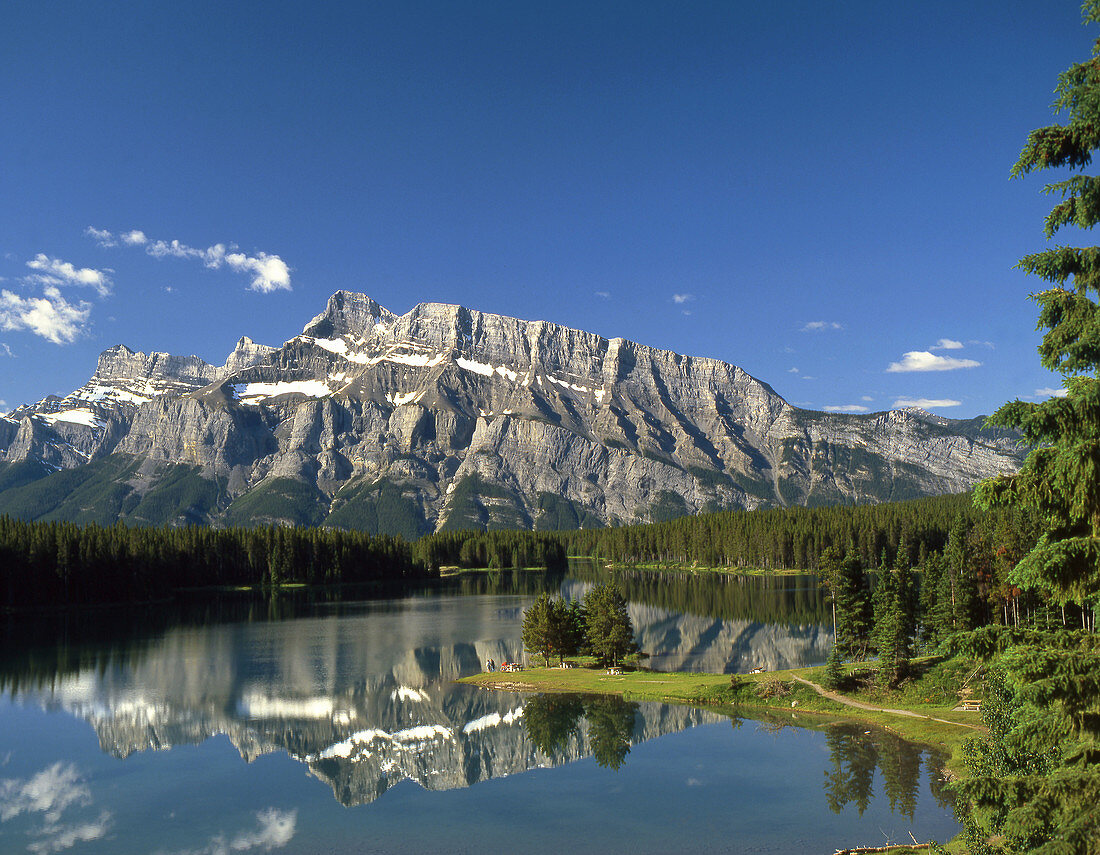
[821,723,955,819]
[523,694,586,759]
[523,694,640,770]
[522,695,957,813]
[585,695,638,770]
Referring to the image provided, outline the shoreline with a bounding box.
[459,662,983,767]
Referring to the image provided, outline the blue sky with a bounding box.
[0,1,1090,418]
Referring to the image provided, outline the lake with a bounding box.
[0,569,960,854]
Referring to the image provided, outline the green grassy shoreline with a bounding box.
[583,560,812,576]
[459,661,983,774]
[445,560,812,576]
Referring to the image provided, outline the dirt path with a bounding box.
[791,675,984,732]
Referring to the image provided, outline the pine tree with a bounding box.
[959,4,1100,850]
[894,532,918,654]
[822,641,846,691]
[835,546,872,659]
[944,513,981,631]
[522,593,558,666]
[873,540,914,686]
[918,549,947,646]
[871,549,893,650]
[583,583,639,668]
[818,543,844,637]
[872,551,898,684]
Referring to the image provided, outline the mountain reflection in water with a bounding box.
[0,571,958,855]
[1,583,726,807]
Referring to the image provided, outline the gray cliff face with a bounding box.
[222,336,278,374]
[0,338,272,473]
[0,291,1024,529]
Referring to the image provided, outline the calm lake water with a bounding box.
[0,570,960,854]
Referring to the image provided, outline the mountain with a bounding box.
[0,291,1023,532]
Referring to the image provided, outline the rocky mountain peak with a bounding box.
[92,344,218,387]
[302,291,394,339]
[223,336,276,375]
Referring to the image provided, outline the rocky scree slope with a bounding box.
[0,291,1023,532]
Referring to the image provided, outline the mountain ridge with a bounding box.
[0,291,1023,532]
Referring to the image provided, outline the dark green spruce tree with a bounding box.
[583,583,639,668]
[918,548,948,646]
[945,512,982,632]
[959,4,1100,851]
[521,593,584,666]
[895,533,918,657]
[819,543,844,636]
[521,593,558,666]
[835,546,873,660]
[874,536,915,686]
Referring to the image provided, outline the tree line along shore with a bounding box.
[0,491,1044,617]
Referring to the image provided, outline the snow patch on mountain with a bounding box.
[386,391,424,407]
[232,380,331,404]
[36,409,107,429]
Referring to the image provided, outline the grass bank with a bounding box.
[459,658,983,770]
[569,557,810,576]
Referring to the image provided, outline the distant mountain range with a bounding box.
[0,291,1022,533]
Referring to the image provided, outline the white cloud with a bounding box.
[1036,387,1068,398]
[886,351,980,372]
[225,251,291,294]
[84,226,116,247]
[96,230,292,293]
[894,397,962,409]
[860,395,874,402]
[154,808,297,855]
[801,321,842,332]
[27,811,112,855]
[824,404,869,413]
[787,367,799,373]
[231,808,297,850]
[595,290,610,299]
[0,288,92,344]
[672,293,694,304]
[25,255,111,297]
[0,344,12,358]
[930,338,963,350]
[0,762,111,855]
[147,238,223,266]
[0,762,90,822]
